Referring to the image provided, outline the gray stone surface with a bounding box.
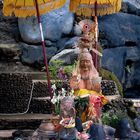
[126,47,140,61]
[45,40,56,47]
[123,0,140,8]
[56,37,70,50]
[124,47,140,91]
[99,13,140,47]
[134,118,140,132]
[101,47,127,82]
[0,61,38,72]
[56,36,79,52]
[18,1,74,43]
[104,125,116,140]
[19,43,57,65]
[49,48,79,65]
[0,43,20,59]
[122,2,139,15]
[64,37,79,49]
[102,46,140,92]
[72,24,82,36]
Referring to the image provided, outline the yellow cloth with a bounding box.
[74,89,108,105]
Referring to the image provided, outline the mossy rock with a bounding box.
[123,99,139,119]
[102,110,128,128]
[98,43,103,53]
[99,68,123,96]
[102,99,135,129]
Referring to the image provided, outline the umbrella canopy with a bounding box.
[70,0,122,16]
[3,0,66,17]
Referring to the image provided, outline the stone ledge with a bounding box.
[0,114,59,120]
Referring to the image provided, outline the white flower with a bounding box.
[51,96,57,104]
[52,84,56,91]
[70,89,74,96]
[57,94,61,103]
[61,88,66,96]
[53,92,57,97]
[77,74,81,83]
[71,89,74,94]
[60,96,65,101]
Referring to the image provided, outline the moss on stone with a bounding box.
[102,99,135,129]
[98,43,103,53]
[99,68,123,96]
[127,106,139,119]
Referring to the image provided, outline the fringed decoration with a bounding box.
[69,0,81,12]
[3,0,66,17]
[70,0,121,6]
[70,0,122,17]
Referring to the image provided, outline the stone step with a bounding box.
[106,95,121,101]
[32,79,67,83]
[124,98,140,107]
[0,129,33,138]
[0,72,47,80]
[0,114,59,121]
[32,97,51,101]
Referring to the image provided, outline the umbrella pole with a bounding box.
[34,0,52,98]
[94,1,98,70]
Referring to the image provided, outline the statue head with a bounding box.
[79,48,93,72]
[73,48,99,77]
[60,96,75,117]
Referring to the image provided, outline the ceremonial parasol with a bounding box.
[3,0,66,98]
[3,0,66,18]
[70,0,122,69]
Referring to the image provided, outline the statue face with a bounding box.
[80,59,91,71]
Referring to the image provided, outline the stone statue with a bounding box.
[59,96,77,140]
[70,48,108,122]
[70,48,100,93]
[69,48,108,139]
